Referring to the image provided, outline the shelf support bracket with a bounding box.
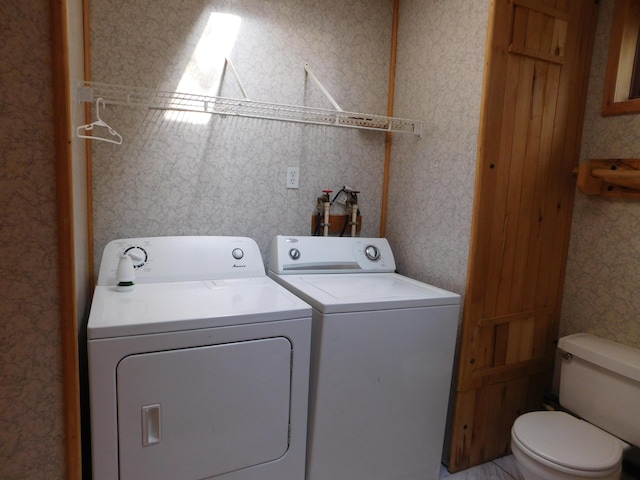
[304,63,343,112]
[218,57,250,100]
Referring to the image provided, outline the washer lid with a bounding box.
[512,411,623,472]
[269,272,460,313]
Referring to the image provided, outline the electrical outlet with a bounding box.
[286,166,299,189]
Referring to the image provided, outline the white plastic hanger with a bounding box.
[76,98,123,145]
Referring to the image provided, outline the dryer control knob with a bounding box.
[232,248,244,260]
[365,245,380,261]
[289,248,301,260]
[123,246,148,269]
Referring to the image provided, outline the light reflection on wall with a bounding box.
[165,12,241,124]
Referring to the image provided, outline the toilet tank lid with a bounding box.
[559,333,640,383]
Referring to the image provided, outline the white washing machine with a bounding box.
[87,236,312,480]
[268,235,461,480]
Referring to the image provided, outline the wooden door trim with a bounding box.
[448,0,599,472]
[50,0,82,478]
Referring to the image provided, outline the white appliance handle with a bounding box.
[142,404,161,446]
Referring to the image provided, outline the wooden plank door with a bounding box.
[447,0,598,472]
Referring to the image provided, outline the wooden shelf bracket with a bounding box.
[575,159,640,198]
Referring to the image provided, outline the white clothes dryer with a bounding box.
[268,235,461,480]
[87,236,312,480]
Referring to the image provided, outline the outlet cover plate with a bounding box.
[286,166,299,189]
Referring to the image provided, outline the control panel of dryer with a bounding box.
[269,235,396,274]
[97,236,266,286]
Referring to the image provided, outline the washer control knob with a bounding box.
[289,248,301,261]
[232,248,244,260]
[365,245,380,261]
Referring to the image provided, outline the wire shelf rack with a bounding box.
[79,81,423,136]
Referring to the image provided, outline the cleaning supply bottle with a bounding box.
[115,254,135,292]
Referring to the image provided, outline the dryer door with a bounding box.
[116,337,292,480]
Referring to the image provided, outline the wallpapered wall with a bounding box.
[387,0,489,295]
[388,0,640,355]
[89,0,395,268]
[560,0,640,349]
[0,1,65,479]
[3,1,638,479]
[4,2,635,479]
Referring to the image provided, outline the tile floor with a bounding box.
[440,455,639,479]
[439,455,522,479]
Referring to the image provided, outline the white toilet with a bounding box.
[511,333,640,480]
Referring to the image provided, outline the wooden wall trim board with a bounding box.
[447,0,598,472]
[379,0,400,238]
[50,0,82,478]
[83,0,95,284]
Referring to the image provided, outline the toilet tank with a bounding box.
[558,333,640,446]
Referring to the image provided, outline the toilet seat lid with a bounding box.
[512,411,623,472]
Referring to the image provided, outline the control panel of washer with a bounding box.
[269,235,396,274]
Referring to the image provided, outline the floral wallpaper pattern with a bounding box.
[0,1,65,478]
[387,0,489,295]
[6,1,638,478]
[89,0,395,268]
[561,0,640,349]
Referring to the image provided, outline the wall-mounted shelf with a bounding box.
[78,78,423,136]
[575,159,640,198]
